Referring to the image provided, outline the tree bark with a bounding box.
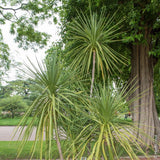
[130,28,160,145]
[90,50,96,97]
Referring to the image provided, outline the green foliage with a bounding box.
[119,0,160,45]
[0,0,59,76]
[14,23,50,50]
[0,78,41,106]
[65,81,148,159]
[0,29,10,77]
[60,105,90,158]
[0,0,58,50]
[61,1,160,119]
[1,80,29,97]
[66,10,127,79]
[45,42,64,63]
[0,95,27,118]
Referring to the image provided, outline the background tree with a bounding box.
[6,79,40,103]
[0,78,41,116]
[0,0,60,81]
[0,95,27,118]
[119,0,160,145]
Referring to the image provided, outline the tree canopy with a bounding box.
[0,0,59,78]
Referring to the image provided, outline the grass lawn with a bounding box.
[0,141,156,160]
[0,117,32,126]
[0,141,62,160]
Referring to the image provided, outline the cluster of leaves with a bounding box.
[0,30,10,78]
[66,10,126,78]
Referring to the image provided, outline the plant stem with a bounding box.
[52,95,64,160]
[53,110,64,160]
[55,129,64,160]
[90,50,96,97]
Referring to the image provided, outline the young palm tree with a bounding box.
[14,54,81,160]
[67,10,126,96]
[65,81,149,159]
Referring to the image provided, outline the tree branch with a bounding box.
[0,3,27,11]
[0,3,28,22]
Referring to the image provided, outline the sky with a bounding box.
[1,18,61,83]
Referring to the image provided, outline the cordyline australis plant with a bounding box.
[66,10,127,97]
[64,81,150,160]
[13,54,82,160]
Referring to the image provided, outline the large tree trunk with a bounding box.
[130,28,160,146]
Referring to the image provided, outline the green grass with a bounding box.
[0,141,37,160]
[0,117,32,126]
[0,141,62,160]
[0,141,156,160]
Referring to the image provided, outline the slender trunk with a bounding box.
[55,128,64,160]
[88,50,96,156]
[53,110,64,160]
[130,27,160,145]
[52,94,64,160]
[45,125,50,160]
[11,109,14,119]
[90,50,96,97]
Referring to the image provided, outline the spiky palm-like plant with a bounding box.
[67,11,126,96]
[66,81,148,160]
[14,54,81,160]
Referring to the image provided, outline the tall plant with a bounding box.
[65,81,149,159]
[67,10,126,96]
[14,54,81,160]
